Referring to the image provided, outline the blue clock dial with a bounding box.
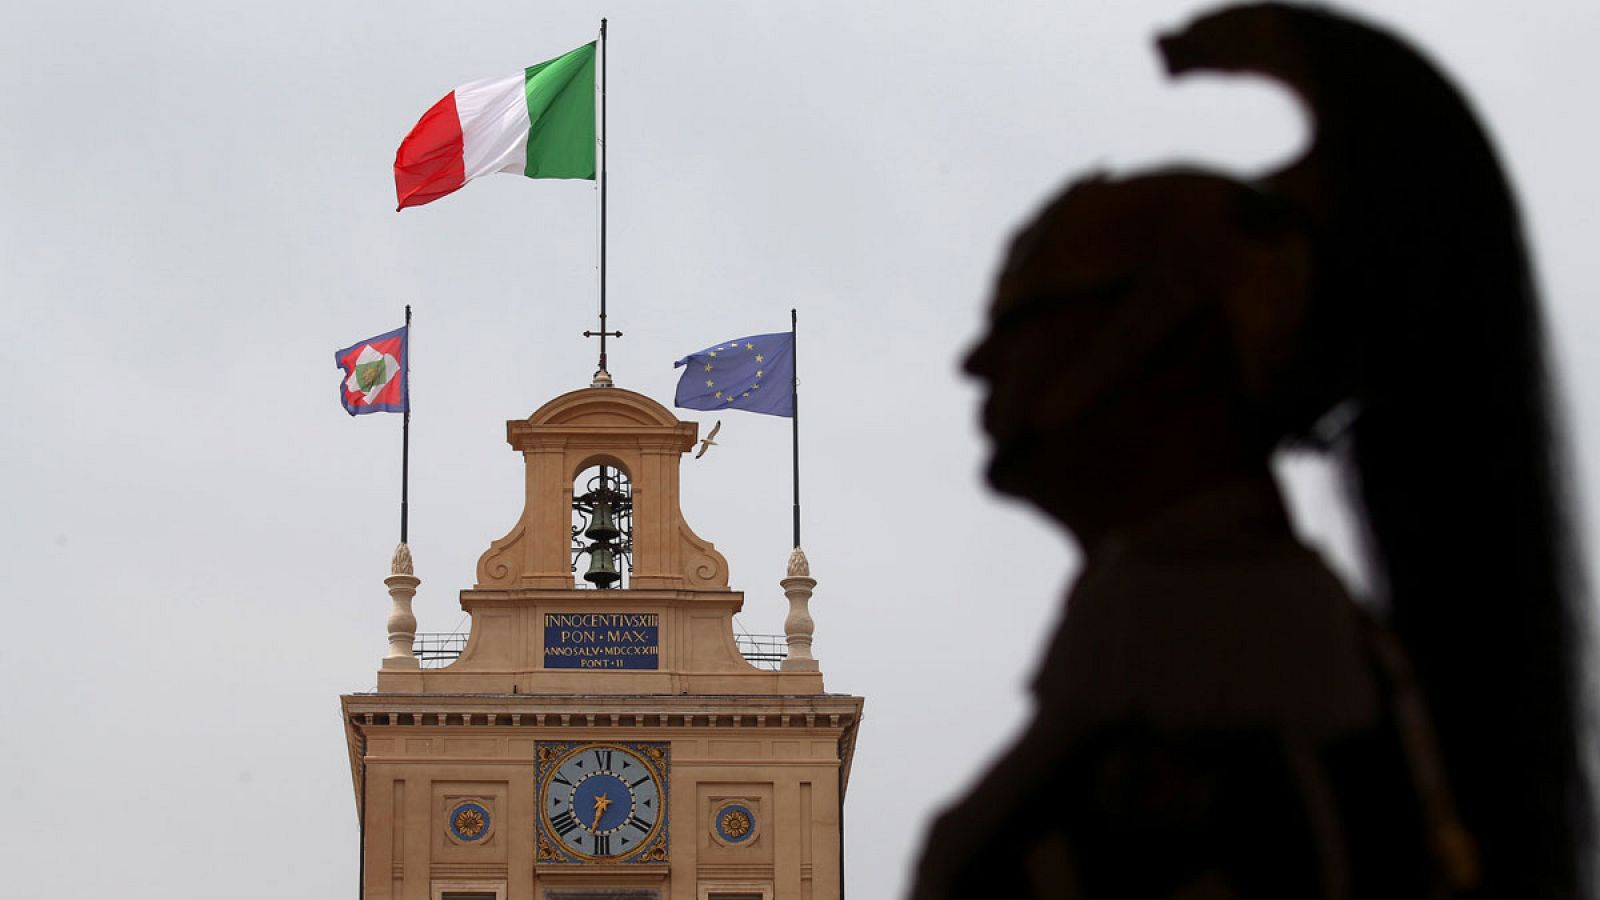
[540,743,664,861]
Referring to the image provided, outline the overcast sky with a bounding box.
[4,1,1600,897]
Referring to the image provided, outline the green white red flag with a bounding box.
[394,42,597,210]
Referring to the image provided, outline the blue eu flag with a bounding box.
[674,332,795,417]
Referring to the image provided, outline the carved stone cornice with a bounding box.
[342,692,863,733]
[340,692,863,812]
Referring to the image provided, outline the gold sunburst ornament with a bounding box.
[720,809,751,838]
[711,800,759,847]
[446,800,493,844]
[454,808,485,838]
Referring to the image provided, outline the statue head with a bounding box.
[965,171,1311,540]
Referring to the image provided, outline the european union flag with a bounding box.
[673,332,795,417]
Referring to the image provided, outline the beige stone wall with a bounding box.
[377,589,823,697]
[346,697,861,900]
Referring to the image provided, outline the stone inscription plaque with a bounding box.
[543,613,660,670]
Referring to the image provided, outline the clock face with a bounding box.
[539,743,665,861]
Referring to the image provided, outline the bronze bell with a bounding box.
[584,500,622,543]
[584,544,621,588]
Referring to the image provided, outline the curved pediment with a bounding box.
[477,386,727,591]
[526,387,681,429]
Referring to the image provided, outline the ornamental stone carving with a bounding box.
[444,798,494,845]
[710,799,761,848]
[475,388,729,591]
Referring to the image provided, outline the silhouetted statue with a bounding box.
[910,5,1590,899]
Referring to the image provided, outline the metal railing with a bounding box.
[409,632,788,671]
[412,632,469,669]
[733,633,788,671]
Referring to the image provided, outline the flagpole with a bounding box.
[401,304,411,544]
[791,307,801,548]
[597,18,610,376]
[584,20,620,383]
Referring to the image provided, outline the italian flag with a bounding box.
[394,42,596,211]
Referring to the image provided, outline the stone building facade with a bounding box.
[341,387,863,900]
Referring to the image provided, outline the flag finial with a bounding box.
[391,542,414,576]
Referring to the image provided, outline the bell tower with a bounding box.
[342,386,862,900]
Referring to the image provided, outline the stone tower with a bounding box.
[341,386,863,900]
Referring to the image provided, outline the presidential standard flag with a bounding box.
[394,42,597,211]
[335,326,409,415]
[673,333,795,417]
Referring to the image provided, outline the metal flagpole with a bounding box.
[584,20,620,384]
[791,307,801,548]
[598,18,607,373]
[401,304,411,544]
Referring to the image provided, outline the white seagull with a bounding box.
[695,420,722,459]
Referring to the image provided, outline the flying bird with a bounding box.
[695,420,721,459]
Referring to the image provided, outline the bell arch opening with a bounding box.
[571,463,633,590]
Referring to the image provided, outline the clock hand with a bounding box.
[591,792,612,830]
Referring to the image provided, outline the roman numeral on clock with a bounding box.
[550,810,579,837]
[594,749,613,769]
[627,814,653,833]
[593,834,611,855]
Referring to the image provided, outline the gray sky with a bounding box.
[4,1,1599,896]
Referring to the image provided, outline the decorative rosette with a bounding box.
[447,800,493,844]
[711,800,758,847]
